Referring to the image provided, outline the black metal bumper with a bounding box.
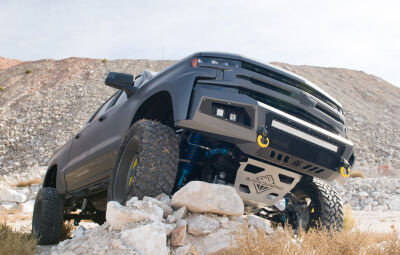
[177,85,354,182]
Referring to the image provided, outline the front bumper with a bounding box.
[177,85,354,182]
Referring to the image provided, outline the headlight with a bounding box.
[192,57,241,69]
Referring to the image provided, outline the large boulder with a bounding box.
[171,181,244,216]
[120,221,168,255]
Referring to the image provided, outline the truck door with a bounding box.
[63,91,128,192]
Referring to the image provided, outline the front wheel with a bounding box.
[108,119,179,204]
[32,187,64,244]
[288,178,344,231]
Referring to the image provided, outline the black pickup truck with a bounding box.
[33,52,354,244]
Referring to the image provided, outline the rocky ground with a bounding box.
[332,177,400,211]
[34,181,400,255]
[39,181,263,255]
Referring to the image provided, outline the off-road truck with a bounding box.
[32,52,354,244]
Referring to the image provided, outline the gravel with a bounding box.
[332,177,400,211]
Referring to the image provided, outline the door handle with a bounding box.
[98,114,107,122]
[75,133,81,139]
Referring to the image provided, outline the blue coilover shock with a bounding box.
[177,133,202,187]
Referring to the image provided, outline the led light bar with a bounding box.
[271,120,338,152]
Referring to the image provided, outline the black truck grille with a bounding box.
[241,61,340,111]
[239,88,341,134]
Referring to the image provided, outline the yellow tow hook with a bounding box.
[257,127,270,148]
[340,166,350,177]
[339,158,351,177]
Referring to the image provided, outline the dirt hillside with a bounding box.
[0,57,398,183]
[0,57,22,70]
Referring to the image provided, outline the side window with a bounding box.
[88,93,118,123]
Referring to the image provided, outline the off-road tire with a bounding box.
[32,187,64,244]
[293,178,344,231]
[108,119,179,203]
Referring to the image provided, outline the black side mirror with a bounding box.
[105,72,135,96]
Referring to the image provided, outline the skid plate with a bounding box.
[234,158,301,206]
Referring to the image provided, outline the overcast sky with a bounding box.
[1,0,399,86]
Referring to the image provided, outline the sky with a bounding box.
[0,0,399,87]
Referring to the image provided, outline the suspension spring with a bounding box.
[177,133,202,186]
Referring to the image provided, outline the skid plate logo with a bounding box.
[246,175,283,193]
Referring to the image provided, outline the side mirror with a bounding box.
[105,72,135,96]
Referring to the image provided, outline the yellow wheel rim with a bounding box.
[128,158,138,187]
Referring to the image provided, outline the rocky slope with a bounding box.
[0,57,399,185]
[0,57,22,70]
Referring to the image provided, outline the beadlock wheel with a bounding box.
[108,119,179,204]
[290,178,344,230]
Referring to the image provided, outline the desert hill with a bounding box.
[0,57,398,183]
[0,57,22,70]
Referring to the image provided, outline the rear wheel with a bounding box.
[289,178,344,231]
[108,119,179,204]
[32,187,64,244]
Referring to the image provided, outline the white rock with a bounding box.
[173,206,187,221]
[388,198,400,211]
[106,201,151,229]
[72,225,86,238]
[120,221,168,255]
[112,239,128,250]
[125,196,141,208]
[29,184,40,199]
[156,193,172,207]
[0,188,28,202]
[164,223,175,236]
[219,216,230,229]
[247,215,273,234]
[142,201,164,221]
[187,214,220,236]
[19,187,31,198]
[359,192,369,200]
[171,219,187,247]
[167,214,177,223]
[143,196,173,217]
[18,199,35,213]
[174,245,191,255]
[171,181,244,216]
[193,229,233,254]
[0,201,18,211]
